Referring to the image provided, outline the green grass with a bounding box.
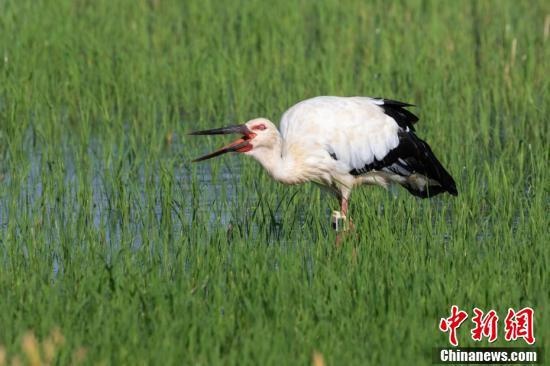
[0,0,548,364]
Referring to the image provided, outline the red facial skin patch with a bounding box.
[251,124,266,131]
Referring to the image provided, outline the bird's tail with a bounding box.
[385,132,458,198]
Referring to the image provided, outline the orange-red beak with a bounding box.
[189,124,254,162]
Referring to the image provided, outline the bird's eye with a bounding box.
[252,124,266,131]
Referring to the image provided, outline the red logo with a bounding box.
[504,307,535,345]
[439,306,535,346]
[471,308,499,343]
[439,305,469,346]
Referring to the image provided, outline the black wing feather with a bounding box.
[349,99,457,198]
[374,98,419,131]
[350,131,457,197]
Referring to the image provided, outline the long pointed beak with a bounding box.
[189,124,254,162]
[188,124,250,136]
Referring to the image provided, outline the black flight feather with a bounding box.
[349,130,458,198]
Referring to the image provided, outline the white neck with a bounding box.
[248,134,307,185]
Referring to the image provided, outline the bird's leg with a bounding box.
[341,197,349,217]
[333,197,356,246]
[339,197,355,231]
[332,197,353,233]
[331,197,351,231]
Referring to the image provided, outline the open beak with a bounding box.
[189,124,254,162]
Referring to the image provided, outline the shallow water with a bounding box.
[0,143,250,243]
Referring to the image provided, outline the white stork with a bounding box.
[190,96,457,230]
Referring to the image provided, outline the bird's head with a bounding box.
[189,118,280,162]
